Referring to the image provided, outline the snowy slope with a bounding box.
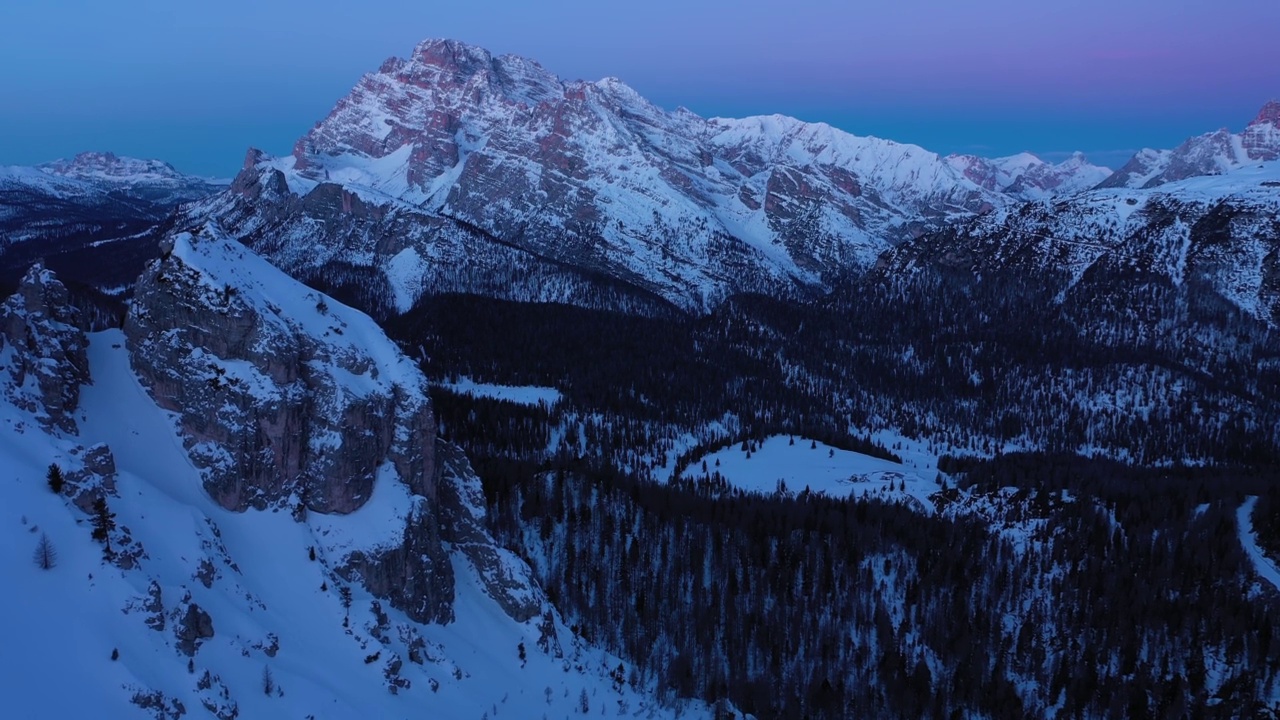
[0,257,712,719]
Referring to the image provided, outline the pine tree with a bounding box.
[90,497,117,557]
[262,666,275,695]
[46,463,64,494]
[32,533,57,570]
[339,585,353,627]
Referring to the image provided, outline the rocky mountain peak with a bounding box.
[369,36,566,113]
[409,37,496,72]
[41,151,186,183]
[1102,101,1280,188]
[197,38,1157,314]
[1249,100,1280,128]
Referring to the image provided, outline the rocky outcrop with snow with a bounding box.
[124,228,438,515]
[878,161,1280,325]
[0,263,90,433]
[1101,101,1280,189]
[437,441,544,623]
[1,255,705,718]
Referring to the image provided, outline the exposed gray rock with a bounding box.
[120,229,459,626]
[338,495,454,624]
[64,442,118,514]
[143,581,165,631]
[195,559,216,589]
[129,688,187,720]
[175,602,214,657]
[438,440,543,623]
[0,263,89,433]
[123,231,437,514]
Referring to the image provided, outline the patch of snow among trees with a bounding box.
[438,377,563,407]
[679,435,943,513]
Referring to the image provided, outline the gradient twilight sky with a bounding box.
[2,0,1277,177]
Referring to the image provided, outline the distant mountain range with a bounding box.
[172,38,1277,314]
[1,39,1276,319]
[0,152,225,287]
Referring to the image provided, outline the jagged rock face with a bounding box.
[338,495,455,624]
[171,38,1071,312]
[339,440,550,625]
[437,441,543,623]
[1101,102,1280,189]
[0,264,89,433]
[123,231,437,514]
[1242,101,1280,162]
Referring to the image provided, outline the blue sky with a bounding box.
[2,0,1277,176]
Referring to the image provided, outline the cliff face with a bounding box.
[124,229,437,515]
[0,263,90,434]
[0,261,684,718]
[119,228,461,622]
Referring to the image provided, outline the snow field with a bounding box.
[678,434,944,514]
[0,330,710,719]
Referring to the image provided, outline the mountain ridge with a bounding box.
[174,38,1116,313]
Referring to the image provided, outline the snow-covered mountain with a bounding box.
[1100,101,1280,189]
[177,38,1126,312]
[0,243,714,717]
[945,151,1113,200]
[37,151,227,208]
[2,152,224,217]
[878,160,1280,325]
[0,153,226,288]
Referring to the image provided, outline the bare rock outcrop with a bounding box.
[64,442,119,514]
[338,494,455,624]
[123,230,436,514]
[175,601,214,657]
[437,441,543,623]
[0,263,90,433]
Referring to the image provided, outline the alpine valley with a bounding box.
[3,38,1280,720]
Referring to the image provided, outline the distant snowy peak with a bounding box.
[2,151,225,210]
[946,151,1112,200]
[1101,101,1280,189]
[42,151,190,184]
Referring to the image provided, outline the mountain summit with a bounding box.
[190,38,1108,312]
